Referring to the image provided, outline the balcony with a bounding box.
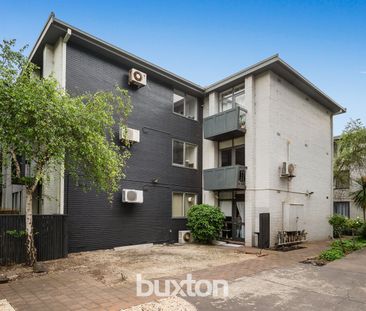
[203,106,246,141]
[203,165,245,191]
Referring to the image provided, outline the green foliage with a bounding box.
[334,119,366,179]
[6,230,27,238]
[346,217,363,232]
[359,222,366,239]
[319,238,366,262]
[350,177,366,221]
[331,238,366,252]
[329,214,347,238]
[0,39,131,198]
[319,248,344,261]
[187,204,225,243]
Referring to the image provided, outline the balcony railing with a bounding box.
[203,106,246,141]
[203,165,245,191]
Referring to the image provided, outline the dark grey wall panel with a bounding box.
[65,42,202,252]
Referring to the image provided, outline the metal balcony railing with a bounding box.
[203,106,246,141]
[203,165,245,191]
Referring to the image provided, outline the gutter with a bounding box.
[28,13,347,113]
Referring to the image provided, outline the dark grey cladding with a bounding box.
[65,42,202,252]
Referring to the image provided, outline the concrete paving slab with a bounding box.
[184,249,366,311]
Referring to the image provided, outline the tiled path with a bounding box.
[0,241,328,311]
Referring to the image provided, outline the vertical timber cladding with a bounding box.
[65,42,202,252]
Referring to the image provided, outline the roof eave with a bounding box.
[204,56,346,115]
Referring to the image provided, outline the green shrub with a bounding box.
[331,239,363,252]
[329,214,347,238]
[359,223,366,239]
[319,248,344,261]
[187,204,225,243]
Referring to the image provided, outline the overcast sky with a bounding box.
[1,0,365,134]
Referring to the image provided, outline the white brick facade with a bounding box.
[203,70,335,247]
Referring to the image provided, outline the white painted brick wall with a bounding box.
[203,70,334,247]
[249,71,333,246]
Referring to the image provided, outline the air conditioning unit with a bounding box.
[128,68,147,87]
[280,162,296,178]
[178,230,192,244]
[122,189,143,203]
[119,127,140,143]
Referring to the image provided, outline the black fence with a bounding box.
[0,215,67,265]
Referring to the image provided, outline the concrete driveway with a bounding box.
[184,248,366,311]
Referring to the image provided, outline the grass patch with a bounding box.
[319,238,366,262]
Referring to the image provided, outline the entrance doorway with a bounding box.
[218,191,245,241]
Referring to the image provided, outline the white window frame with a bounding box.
[172,139,198,169]
[172,90,198,121]
[219,83,245,112]
[172,192,197,218]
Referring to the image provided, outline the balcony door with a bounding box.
[219,138,245,167]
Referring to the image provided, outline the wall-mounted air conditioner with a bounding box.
[119,127,140,143]
[128,68,147,87]
[122,189,143,203]
[178,230,192,244]
[280,162,296,178]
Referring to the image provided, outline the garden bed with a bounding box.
[318,238,366,262]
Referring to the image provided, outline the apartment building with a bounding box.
[333,137,364,219]
[0,14,346,251]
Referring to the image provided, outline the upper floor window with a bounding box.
[173,90,198,120]
[219,83,245,112]
[172,139,198,169]
[335,170,350,189]
[219,137,245,167]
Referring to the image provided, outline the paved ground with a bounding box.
[184,247,366,311]
[2,241,362,311]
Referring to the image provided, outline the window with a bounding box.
[173,90,198,120]
[334,202,350,218]
[219,137,245,167]
[335,170,350,189]
[172,139,198,169]
[219,83,245,112]
[221,149,232,167]
[172,192,197,217]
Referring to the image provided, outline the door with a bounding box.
[258,213,270,248]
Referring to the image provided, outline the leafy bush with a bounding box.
[319,248,344,261]
[331,239,365,253]
[319,238,366,262]
[329,214,347,238]
[187,204,225,243]
[359,222,366,239]
[346,217,363,236]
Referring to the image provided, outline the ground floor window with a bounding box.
[334,201,350,218]
[172,192,197,218]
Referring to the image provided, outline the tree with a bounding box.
[0,39,131,265]
[334,120,366,221]
[351,177,366,221]
[334,119,366,179]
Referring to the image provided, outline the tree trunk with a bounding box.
[25,190,37,266]
[363,208,366,222]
